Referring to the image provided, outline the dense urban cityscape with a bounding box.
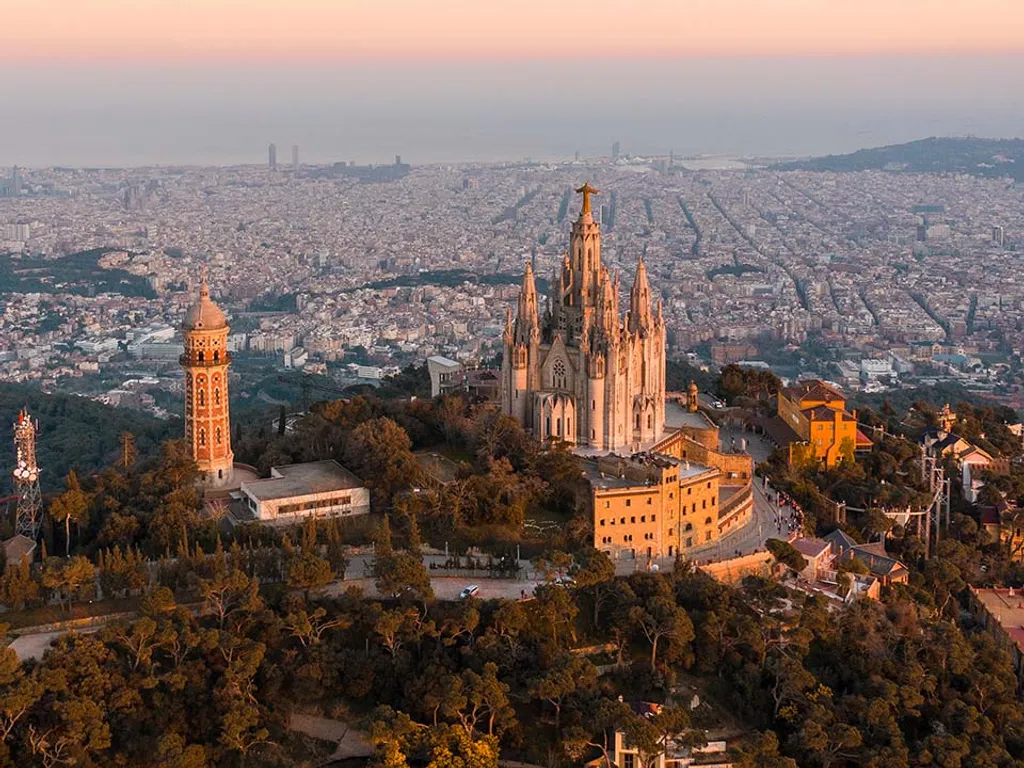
[2,150,1022,416]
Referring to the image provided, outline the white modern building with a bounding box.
[239,460,370,525]
[426,355,461,397]
[860,359,894,381]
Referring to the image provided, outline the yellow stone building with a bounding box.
[769,379,869,468]
[587,452,721,560]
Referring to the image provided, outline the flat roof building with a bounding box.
[240,460,370,526]
[971,587,1024,684]
[426,355,461,397]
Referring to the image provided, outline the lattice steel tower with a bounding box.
[12,409,42,539]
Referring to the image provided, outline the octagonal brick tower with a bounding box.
[180,271,234,487]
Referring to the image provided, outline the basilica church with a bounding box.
[501,184,666,451]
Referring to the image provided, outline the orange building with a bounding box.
[587,452,721,561]
[769,379,870,468]
[181,273,235,487]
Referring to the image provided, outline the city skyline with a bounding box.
[4,53,1024,168]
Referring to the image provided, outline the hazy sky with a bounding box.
[2,2,1023,167]
[6,0,1023,59]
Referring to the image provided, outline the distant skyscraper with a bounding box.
[11,166,22,196]
[123,184,144,211]
[993,225,1005,247]
[612,141,620,160]
[268,143,277,170]
[395,154,402,166]
[292,144,299,170]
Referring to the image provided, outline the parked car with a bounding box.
[554,575,575,587]
[460,585,480,599]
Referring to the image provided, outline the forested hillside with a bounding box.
[774,137,1024,181]
[0,383,177,492]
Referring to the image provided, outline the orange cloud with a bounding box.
[5,0,1024,60]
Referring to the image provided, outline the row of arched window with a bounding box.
[196,426,225,447]
[195,388,222,407]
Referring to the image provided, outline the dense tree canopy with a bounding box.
[3,375,1024,766]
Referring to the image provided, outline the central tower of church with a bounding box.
[501,184,666,450]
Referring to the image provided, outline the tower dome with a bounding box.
[183,273,227,331]
[686,381,700,412]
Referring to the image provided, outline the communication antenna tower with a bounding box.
[919,446,951,557]
[12,409,42,539]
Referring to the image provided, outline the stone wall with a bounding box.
[718,481,754,536]
[657,431,754,481]
[699,551,774,584]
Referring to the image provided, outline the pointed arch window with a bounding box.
[198,428,207,447]
[198,389,205,407]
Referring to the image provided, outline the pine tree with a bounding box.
[119,431,137,469]
[377,514,394,558]
[302,515,318,553]
[406,510,423,556]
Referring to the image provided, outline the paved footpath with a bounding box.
[9,627,102,662]
[9,573,539,662]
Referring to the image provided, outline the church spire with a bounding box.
[599,268,617,334]
[628,254,654,334]
[503,305,513,345]
[521,259,538,306]
[515,259,540,344]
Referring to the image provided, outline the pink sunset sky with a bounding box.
[5,0,1024,60]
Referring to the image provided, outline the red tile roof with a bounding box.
[793,537,831,559]
[783,379,846,405]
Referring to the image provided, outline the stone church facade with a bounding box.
[501,184,666,450]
